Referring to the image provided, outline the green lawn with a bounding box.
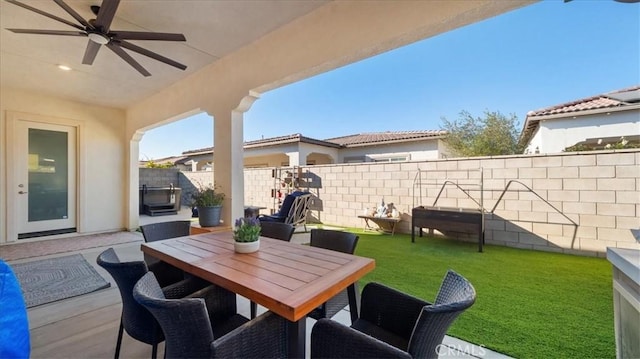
[350,231,614,359]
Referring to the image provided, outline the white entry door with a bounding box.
[14,120,77,239]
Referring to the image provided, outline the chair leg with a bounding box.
[114,318,124,359]
[250,301,257,319]
[151,322,159,359]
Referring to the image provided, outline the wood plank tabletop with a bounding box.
[141,231,375,322]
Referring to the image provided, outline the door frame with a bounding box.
[6,111,84,243]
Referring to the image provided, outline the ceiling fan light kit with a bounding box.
[4,0,188,77]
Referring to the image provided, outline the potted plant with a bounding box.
[191,182,225,227]
[233,217,261,253]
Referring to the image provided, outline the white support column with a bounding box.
[127,130,144,230]
[190,160,198,172]
[285,152,300,167]
[286,145,309,166]
[211,92,259,226]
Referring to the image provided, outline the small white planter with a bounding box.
[234,239,260,253]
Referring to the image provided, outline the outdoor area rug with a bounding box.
[13,254,111,308]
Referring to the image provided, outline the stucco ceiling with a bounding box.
[0,0,328,108]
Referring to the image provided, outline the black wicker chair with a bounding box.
[139,221,192,286]
[259,221,295,242]
[134,272,289,359]
[310,270,477,359]
[307,229,359,321]
[97,248,219,359]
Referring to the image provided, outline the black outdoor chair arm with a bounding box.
[357,282,429,341]
[311,319,412,359]
[210,311,288,359]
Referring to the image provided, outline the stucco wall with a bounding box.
[243,150,640,256]
[1,87,127,241]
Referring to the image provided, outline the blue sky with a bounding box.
[139,0,640,160]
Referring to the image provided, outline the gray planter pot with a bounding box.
[197,205,222,227]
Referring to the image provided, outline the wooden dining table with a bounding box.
[141,230,375,358]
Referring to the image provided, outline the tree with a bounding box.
[440,110,522,157]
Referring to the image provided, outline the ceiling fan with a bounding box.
[5,0,187,77]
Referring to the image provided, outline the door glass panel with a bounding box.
[28,128,68,221]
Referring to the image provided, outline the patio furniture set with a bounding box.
[95,220,476,358]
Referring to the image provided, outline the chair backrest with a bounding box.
[284,193,313,226]
[273,191,306,219]
[259,221,295,242]
[140,220,192,242]
[96,248,162,345]
[133,272,215,359]
[310,229,359,254]
[407,270,476,359]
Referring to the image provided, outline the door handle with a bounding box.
[18,191,28,194]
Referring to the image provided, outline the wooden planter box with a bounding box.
[411,206,484,252]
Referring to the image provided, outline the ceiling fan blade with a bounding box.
[110,31,186,42]
[6,29,86,37]
[53,0,93,29]
[106,43,151,77]
[5,0,85,31]
[93,0,120,33]
[118,40,187,71]
[82,41,102,65]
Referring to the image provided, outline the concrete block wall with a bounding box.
[243,150,640,256]
[139,168,180,188]
[144,150,638,256]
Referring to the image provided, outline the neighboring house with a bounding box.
[150,130,449,170]
[520,86,640,154]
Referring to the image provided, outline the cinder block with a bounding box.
[485,219,506,231]
[532,222,564,236]
[547,190,579,202]
[505,157,532,168]
[616,165,640,178]
[598,228,636,242]
[563,178,597,190]
[436,161,458,171]
[579,214,616,228]
[505,220,533,232]
[504,199,532,212]
[493,230,519,242]
[481,159,505,169]
[597,153,635,166]
[548,167,579,179]
[533,156,563,168]
[579,238,610,253]
[492,209,519,221]
[597,227,636,242]
[596,203,635,216]
[579,166,615,178]
[519,211,548,223]
[519,233,549,245]
[532,179,563,190]
[546,235,576,249]
[597,178,635,191]
[617,216,640,230]
[492,168,518,179]
[458,160,481,170]
[578,190,615,203]
[400,162,420,172]
[562,155,596,167]
[615,242,640,250]
[519,167,547,179]
[563,202,596,215]
[384,163,401,172]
